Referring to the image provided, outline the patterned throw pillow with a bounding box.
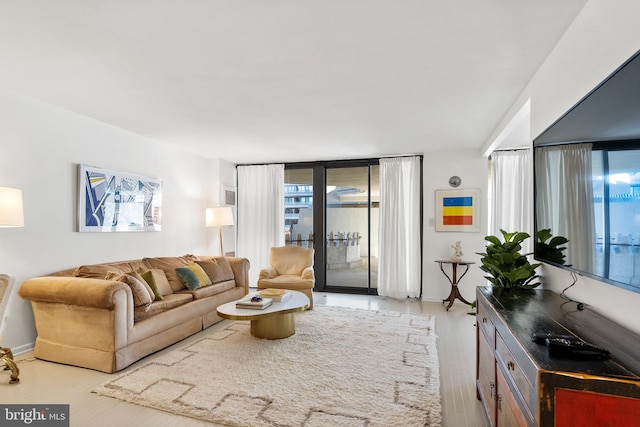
[188,264,212,287]
[175,267,201,290]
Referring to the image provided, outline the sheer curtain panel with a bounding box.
[237,164,285,285]
[490,150,533,252]
[535,144,595,272]
[377,156,421,298]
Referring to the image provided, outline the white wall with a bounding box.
[0,89,232,353]
[206,158,237,255]
[422,150,489,303]
[484,0,640,334]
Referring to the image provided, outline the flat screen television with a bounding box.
[533,49,640,294]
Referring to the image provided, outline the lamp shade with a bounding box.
[0,187,24,227]
[206,207,234,227]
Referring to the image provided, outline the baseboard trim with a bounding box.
[11,342,34,356]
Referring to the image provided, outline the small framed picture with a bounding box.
[435,189,480,232]
[223,185,236,206]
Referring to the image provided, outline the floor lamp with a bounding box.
[206,207,234,256]
[0,186,24,384]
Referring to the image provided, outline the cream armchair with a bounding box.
[258,246,315,308]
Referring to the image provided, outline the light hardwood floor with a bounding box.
[4,291,489,427]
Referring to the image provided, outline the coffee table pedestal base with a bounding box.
[251,313,295,339]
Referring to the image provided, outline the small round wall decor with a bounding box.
[448,176,461,188]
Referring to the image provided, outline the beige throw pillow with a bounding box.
[105,272,154,308]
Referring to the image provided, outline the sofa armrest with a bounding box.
[18,276,133,361]
[301,266,315,281]
[18,276,129,309]
[226,257,250,294]
[259,266,277,280]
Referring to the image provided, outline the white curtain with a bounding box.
[535,143,595,271]
[489,149,533,252]
[377,156,421,299]
[236,164,285,285]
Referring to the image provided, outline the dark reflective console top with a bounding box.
[478,286,640,379]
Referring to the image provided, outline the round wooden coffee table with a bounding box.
[216,290,310,339]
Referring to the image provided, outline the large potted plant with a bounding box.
[476,230,541,290]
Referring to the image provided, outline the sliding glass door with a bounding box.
[283,161,379,294]
[325,165,379,292]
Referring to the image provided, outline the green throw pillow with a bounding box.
[175,267,201,290]
[141,270,165,301]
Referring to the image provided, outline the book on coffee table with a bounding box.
[257,288,292,303]
[236,296,273,310]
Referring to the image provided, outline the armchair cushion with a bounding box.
[258,275,314,290]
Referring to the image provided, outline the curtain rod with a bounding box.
[236,154,424,168]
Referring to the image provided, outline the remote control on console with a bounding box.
[545,337,610,359]
[531,332,576,343]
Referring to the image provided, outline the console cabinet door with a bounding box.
[478,327,497,426]
[496,366,528,427]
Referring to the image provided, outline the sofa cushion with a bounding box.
[74,264,128,279]
[181,254,200,263]
[142,257,193,291]
[195,258,234,284]
[176,279,236,300]
[133,293,193,321]
[105,272,154,308]
[175,267,201,290]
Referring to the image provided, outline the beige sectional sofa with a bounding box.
[18,255,249,373]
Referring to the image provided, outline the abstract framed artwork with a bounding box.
[435,189,480,232]
[78,164,162,232]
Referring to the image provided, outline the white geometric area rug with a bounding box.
[92,306,442,427]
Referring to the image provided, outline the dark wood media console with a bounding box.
[476,286,640,426]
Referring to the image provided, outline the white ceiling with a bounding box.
[0,0,587,163]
